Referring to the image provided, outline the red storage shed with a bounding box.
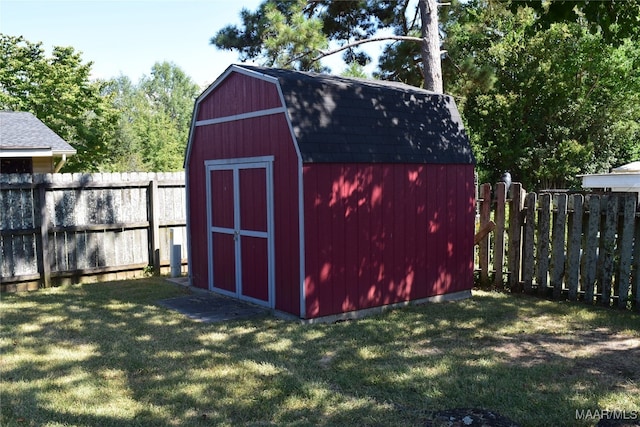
[185,65,476,321]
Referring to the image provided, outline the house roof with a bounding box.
[612,161,640,173]
[0,111,76,157]
[237,65,475,164]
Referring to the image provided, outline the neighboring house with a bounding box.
[0,111,76,174]
[580,161,640,204]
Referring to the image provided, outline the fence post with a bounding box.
[478,183,492,286]
[148,179,161,275]
[36,183,51,288]
[508,183,525,291]
[493,183,506,288]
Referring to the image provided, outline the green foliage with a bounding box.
[444,2,640,189]
[507,0,640,43]
[212,0,328,71]
[341,62,369,79]
[0,34,118,172]
[211,0,419,73]
[1,35,200,173]
[103,62,200,172]
[261,0,328,71]
[375,29,423,86]
[318,0,410,68]
[214,0,639,189]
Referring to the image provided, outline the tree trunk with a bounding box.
[419,0,443,93]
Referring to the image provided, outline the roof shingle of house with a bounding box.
[238,65,475,165]
[0,111,76,154]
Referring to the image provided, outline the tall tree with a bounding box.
[445,1,640,189]
[212,1,639,188]
[211,0,446,91]
[419,0,443,93]
[103,62,200,172]
[212,0,328,72]
[0,34,118,171]
[101,75,147,171]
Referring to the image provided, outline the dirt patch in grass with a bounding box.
[491,328,640,390]
[424,323,640,426]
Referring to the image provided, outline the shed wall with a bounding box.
[188,75,301,315]
[196,72,282,121]
[303,163,475,318]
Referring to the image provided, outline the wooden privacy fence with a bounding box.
[0,172,186,292]
[476,182,640,311]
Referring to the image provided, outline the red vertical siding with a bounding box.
[187,73,301,316]
[343,165,360,312]
[196,72,282,121]
[239,168,267,232]
[433,164,449,295]
[303,163,475,318]
[211,169,234,229]
[355,166,372,308]
[425,165,438,296]
[451,164,476,292]
[212,234,235,292]
[368,165,384,308]
[241,237,269,301]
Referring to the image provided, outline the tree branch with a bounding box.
[310,35,423,64]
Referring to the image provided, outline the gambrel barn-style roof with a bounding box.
[189,65,474,166]
[238,65,474,164]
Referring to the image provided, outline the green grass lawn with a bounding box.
[1,278,639,427]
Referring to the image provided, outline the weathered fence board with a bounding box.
[536,193,551,296]
[582,196,600,303]
[633,218,640,309]
[598,195,619,305]
[618,195,636,308]
[1,172,187,291]
[494,182,507,288]
[478,183,491,286]
[566,194,583,300]
[550,194,567,299]
[522,192,536,293]
[476,182,639,312]
[508,183,525,291]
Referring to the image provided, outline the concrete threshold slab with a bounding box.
[160,278,268,323]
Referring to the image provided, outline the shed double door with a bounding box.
[205,156,275,308]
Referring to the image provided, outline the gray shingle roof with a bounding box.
[238,65,474,164]
[0,111,76,155]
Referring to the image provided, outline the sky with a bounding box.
[0,0,270,88]
[1,0,392,88]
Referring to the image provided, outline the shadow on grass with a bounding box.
[1,281,639,426]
